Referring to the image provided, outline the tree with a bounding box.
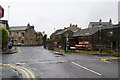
[0,27,9,50]
[43,34,47,43]
[43,34,47,48]
[50,29,63,40]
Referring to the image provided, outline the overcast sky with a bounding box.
[0,0,119,37]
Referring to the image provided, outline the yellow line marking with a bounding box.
[101,57,120,63]
[10,65,30,80]
[0,63,36,80]
[18,66,36,80]
[0,64,30,79]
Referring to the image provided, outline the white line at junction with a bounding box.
[71,62,102,76]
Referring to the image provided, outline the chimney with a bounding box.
[99,19,102,25]
[76,24,77,27]
[27,23,30,26]
[70,23,72,26]
[118,21,120,26]
[109,18,112,24]
[99,19,102,23]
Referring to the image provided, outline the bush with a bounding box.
[0,27,9,50]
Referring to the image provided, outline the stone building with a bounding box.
[9,24,43,46]
[64,23,80,31]
[72,23,120,51]
[53,30,73,50]
[88,19,113,28]
[49,24,80,51]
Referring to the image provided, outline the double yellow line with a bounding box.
[101,57,120,63]
[0,63,36,80]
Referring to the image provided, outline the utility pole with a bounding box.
[99,25,102,53]
[8,6,10,21]
[54,28,56,32]
[65,34,69,51]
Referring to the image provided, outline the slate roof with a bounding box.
[55,29,68,35]
[73,25,120,37]
[9,26,28,31]
[89,22,112,26]
[73,28,99,37]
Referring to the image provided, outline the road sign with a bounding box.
[0,5,4,18]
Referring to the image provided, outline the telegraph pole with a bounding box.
[99,25,102,53]
[65,34,69,51]
[8,6,10,21]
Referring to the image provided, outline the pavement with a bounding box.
[0,47,17,54]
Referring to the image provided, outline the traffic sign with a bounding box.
[0,5,4,18]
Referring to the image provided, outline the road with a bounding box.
[0,46,119,79]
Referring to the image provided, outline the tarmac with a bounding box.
[0,47,21,79]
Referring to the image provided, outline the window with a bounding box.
[15,40,17,43]
[22,32,25,37]
[18,32,21,36]
[85,33,90,35]
[11,32,14,36]
[108,31,113,35]
[108,31,113,37]
[21,40,24,44]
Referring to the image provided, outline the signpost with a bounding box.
[0,5,4,19]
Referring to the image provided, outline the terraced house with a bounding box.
[9,24,43,46]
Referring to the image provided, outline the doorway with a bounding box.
[112,41,117,50]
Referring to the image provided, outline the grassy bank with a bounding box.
[62,50,120,56]
[112,58,120,61]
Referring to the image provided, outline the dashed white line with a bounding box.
[71,62,102,76]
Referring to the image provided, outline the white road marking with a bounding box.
[16,61,65,65]
[71,62,102,76]
[16,59,98,65]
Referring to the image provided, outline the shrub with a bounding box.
[0,27,9,50]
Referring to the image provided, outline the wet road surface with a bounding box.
[1,46,119,79]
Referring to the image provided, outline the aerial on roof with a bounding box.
[9,26,28,31]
